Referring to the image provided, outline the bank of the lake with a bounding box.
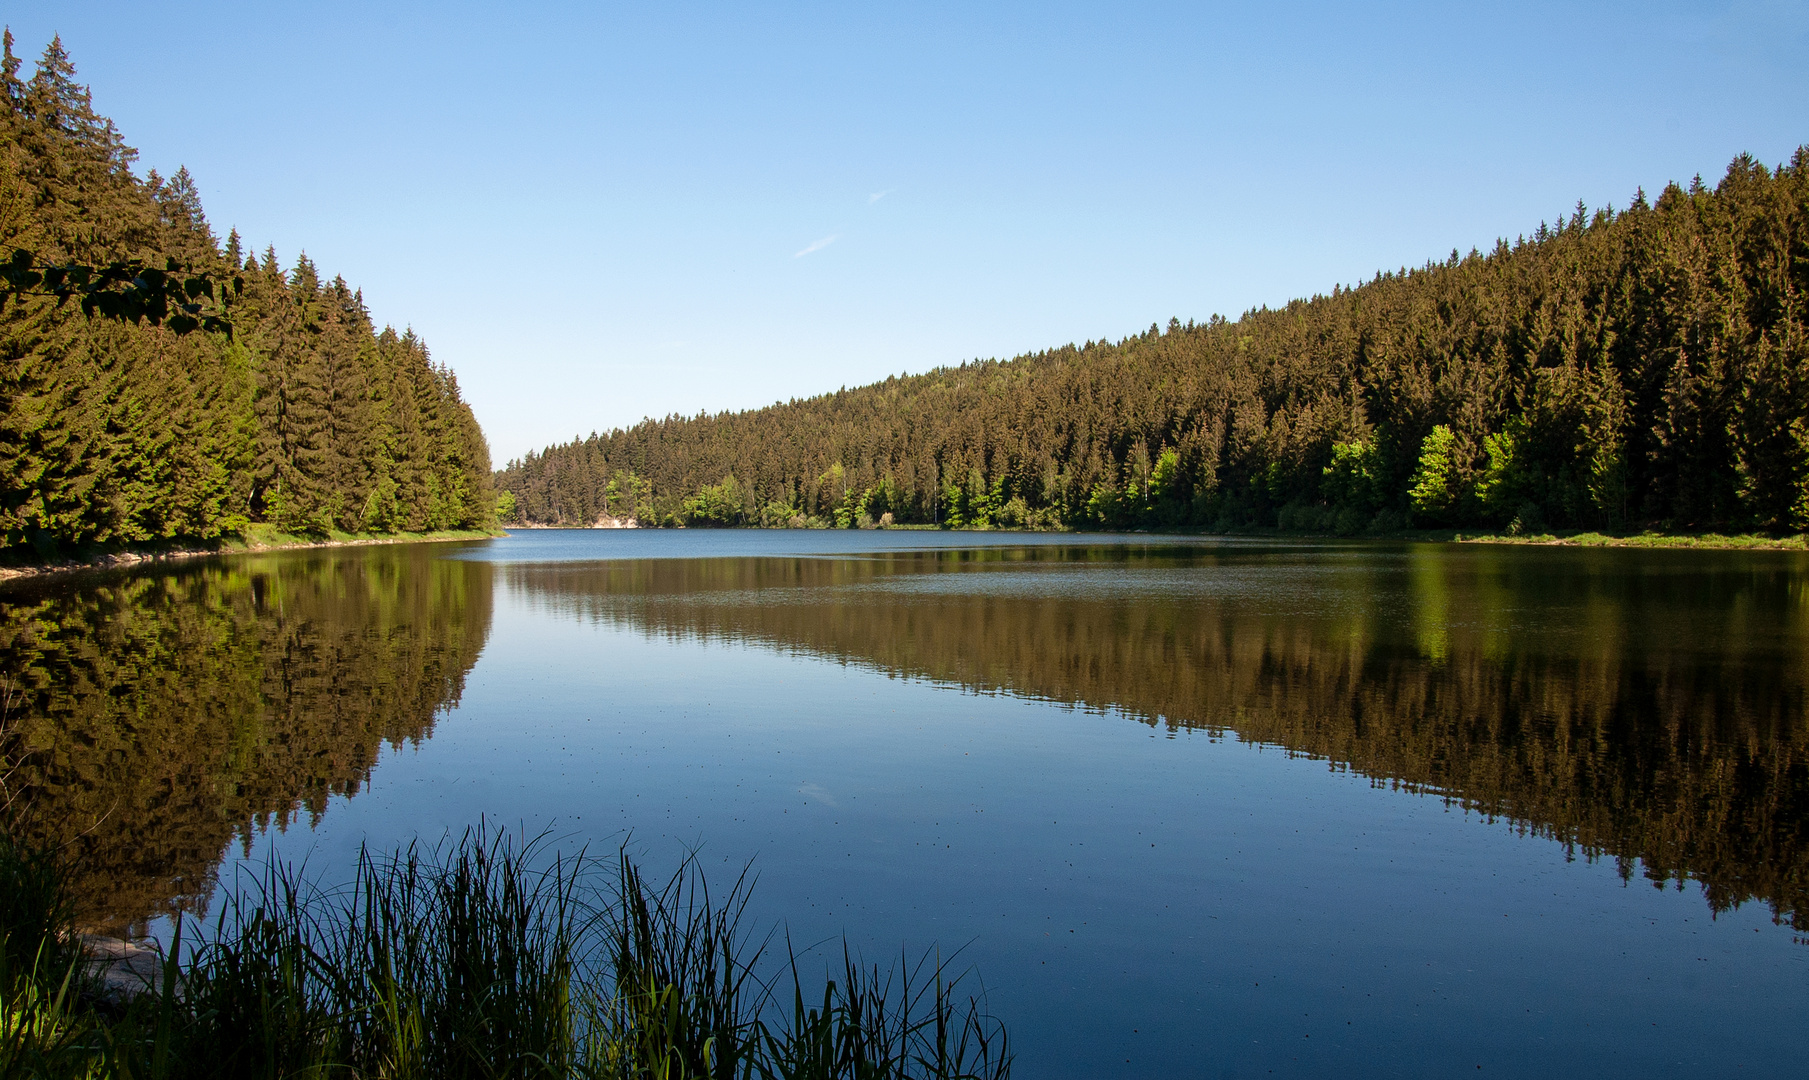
[0,525,505,584]
[1450,529,1809,550]
[975,521,1809,551]
[648,520,1809,552]
[1232,525,1809,551]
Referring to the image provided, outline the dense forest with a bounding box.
[511,546,1809,931]
[499,146,1809,534]
[0,33,494,557]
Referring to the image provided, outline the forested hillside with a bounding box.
[499,147,1809,534]
[0,34,493,556]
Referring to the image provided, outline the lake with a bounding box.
[3,530,1806,1078]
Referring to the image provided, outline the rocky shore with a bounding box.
[80,934,168,1008]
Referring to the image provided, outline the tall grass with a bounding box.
[755,940,1010,1080]
[0,828,1010,1080]
[0,833,100,1079]
[596,851,763,1079]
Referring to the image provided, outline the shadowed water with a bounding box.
[2,531,1806,1077]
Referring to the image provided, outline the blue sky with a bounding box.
[7,2,1807,464]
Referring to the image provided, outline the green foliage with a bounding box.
[756,943,1009,1080]
[1146,447,1184,519]
[681,475,748,527]
[1083,482,1125,529]
[950,469,1000,530]
[1474,425,1520,518]
[500,146,1809,535]
[1474,422,1548,531]
[1407,425,1464,525]
[939,473,965,529]
[0,828,1012,1080]
[862,476,900,523]
[1322,440,1383,512]
[0,247,238,335]
[0,835,82,994]
[760,500,800,529]
[600,851,760,1079]
[0,833,99,1080]
[161,831,591,1079]
[0,34,494,556]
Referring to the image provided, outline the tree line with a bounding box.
[498,145,1809,534]
[0,33,494,557]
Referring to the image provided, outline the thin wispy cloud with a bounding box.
[793,233,838,258]
[797,781,838,806]
[868,189,892,204]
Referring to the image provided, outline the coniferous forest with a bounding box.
[498,146,1809,535]
[0,34,494,558]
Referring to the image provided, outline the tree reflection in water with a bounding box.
[503,542,1809,932]
[0,545,493,931]
[5,539,1805,938]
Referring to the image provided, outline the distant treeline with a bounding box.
[0,34,493,555]
[499,147,1809,534]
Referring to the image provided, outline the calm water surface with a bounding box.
[3,530,1807,1078]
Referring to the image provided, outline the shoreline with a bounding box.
[1449,529,1807,551]
[8,524,1798,584]
[0,526,505,585]
[497,520,1808,551]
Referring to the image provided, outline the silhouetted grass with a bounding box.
[756,939,1009,1080]
[0,828,1010,1080]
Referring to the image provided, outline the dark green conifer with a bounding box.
[498,146,1809,535]
[0,33,494,553]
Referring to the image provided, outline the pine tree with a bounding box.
[497,147,1809,536]
[0,33,493,554]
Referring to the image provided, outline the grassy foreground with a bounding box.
[0,831,1009,1080]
